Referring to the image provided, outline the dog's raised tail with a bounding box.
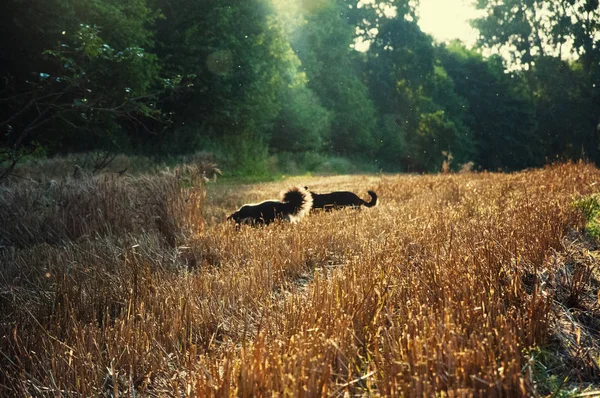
[363,190,378,207]
[281,186,313,219]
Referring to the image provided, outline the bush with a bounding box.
[270,87,332,152]
[574,195,600,240]
[219,133,270,177]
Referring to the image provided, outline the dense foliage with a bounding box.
[1,0,599,174]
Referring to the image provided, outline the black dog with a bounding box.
[227,186,313,225]
[306,187,378,211]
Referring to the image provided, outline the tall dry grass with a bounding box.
[1,162,599,396]
[0,165,206,248]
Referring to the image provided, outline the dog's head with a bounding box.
[227,205,252,224]
[227,210,241,223]
[303,186,317,196]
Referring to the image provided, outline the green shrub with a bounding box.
[574,195,600,240]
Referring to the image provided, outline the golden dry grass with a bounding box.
[1,162,600,396]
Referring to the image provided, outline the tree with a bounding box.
[437,42,541,170]
[531,56,599,162]
[474,0,600,70]
[290,1,379,156]
[153,0,304,157]
[0,1,167,180]
[363,11,476,171]
[270,86,332,152]
[473,0,600,164]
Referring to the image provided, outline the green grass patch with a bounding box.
[272,151,381,175]
[574,195,600,240]
[526,347,576,397]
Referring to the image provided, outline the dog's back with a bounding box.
[228,201,287,225]
[309,189,377,211]
[227,186,312,225]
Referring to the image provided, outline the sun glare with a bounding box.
[272,0,329,16]
[274,0,482,52]
[417,0,483,46]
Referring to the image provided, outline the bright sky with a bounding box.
[417,0,483,47]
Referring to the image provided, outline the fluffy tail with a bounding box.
[362,190,378,207]
[281,186,313,219]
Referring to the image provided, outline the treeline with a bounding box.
[1,0,599,174]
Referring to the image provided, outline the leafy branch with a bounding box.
[0,24,180,182]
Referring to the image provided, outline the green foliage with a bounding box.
[532,57,599,162]
[473,0,600,165]
[376,114,408,168]
[1,0,599,178]
[0,0,164,160]
[574,195,600,240]
[437,42,541,170]
[526,347,575,397]
[51,23,160,103]
[363,14,477,171]
[474,0,600,70]
[423,65,476,168]
[222,132,270,177]
[291,1,379,156]
[153,0,302,147]
[270,86,332,152]
[411,111,471,172]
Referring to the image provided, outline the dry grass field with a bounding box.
[1,162,600,396]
